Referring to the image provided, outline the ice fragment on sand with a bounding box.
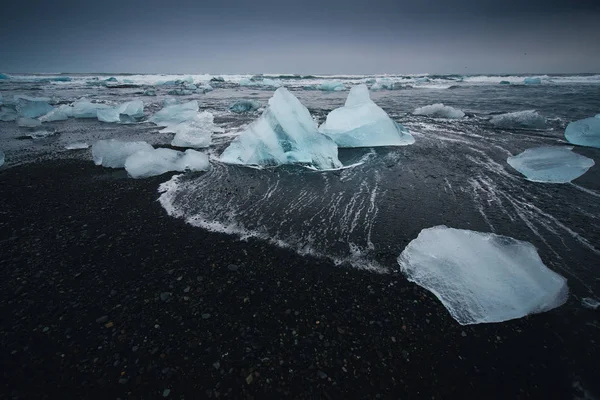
[507,146,594,183]
[490,110,546,129]
[125,148,209,178]
[413,103,465,119]
[564,117,600,148]
[92,139,154,168]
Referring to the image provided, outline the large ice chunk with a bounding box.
[221,87,342,169]
[229,100,261,113]
[397,226,568,325]
[318,81,346,91]
[490,110,546,129]
[564,117,600,148]
[413,103,465,119]
[72,100,111,118]
[164,111,223,148]
[97,100,144,123]
[149,101,199,127]
[319,84,414,148]
[507,146,594,183]
[125,148,209,178]
[39,105,73,122]
[92,139,154,168]
[15,96,54,118]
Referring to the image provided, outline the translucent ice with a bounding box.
[398,226,568,325]
[370,78,397,90]
[490,110,546,129]
[221,87,342,169]
[17,117,42,128]
[149,101,199,127]
[413,103,465,119]
[72,100,111,118]
[164,111,223,148]
[0,73,8,79]
[261,79,282,88]
[92,139,154,168]
[318,81,346,91]
[125,148,209,178]
[97,100,144,123]
[319,84,414,148]
[39,105,73,122]
[143,89,157,96]
[499,80,511,85]
[564,117,600,148]
[199,84,214,93]
[524,77,541,84]
[229,100,261,113]
[15,96,54,118]
[507,146,594,183]
[65,142,90,150]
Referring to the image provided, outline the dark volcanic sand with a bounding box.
[0,160,598,399]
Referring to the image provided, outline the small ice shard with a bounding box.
[370,78,397,90]
[229,100,261,113]
[319,84,414,148]
[524,77,541,84]
[0,107,18,122]
[97,100,144,123]
[72,100,111,118]
[105,77,118,82]
[39,105,73,122]
[65,142,90,150]
[0,150,5,167]
[167,88,192,96]
[318,81,346,91]
[397,226,568,325]
[564,117,600,148]
[17,117,42,128]
[581,297,600,310]
[490,110,546,129]
[149,100,199,127]
[143,89,156,96]
[507,146,594,183]
[124,148,209,178]
[15,96,54,118]
[221,87,342,169]
[92,139,154,168]
[499,80,511,85]
[27,130,56,139]
[413,103,465,119]
[165,111,223,148]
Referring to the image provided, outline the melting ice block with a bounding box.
[413,103,465,119]
[149,101,199,127]
[318,81,346,91]
[507,146,594,183]
[397,226,568,325]
[490,110,546,129]
[15,96,54,118]
[319,84,414,148]
[221,87,342,169]
[229,100,261,113]
[165,111,223,148]
[92,139,154,168]
[564,117,600,148]
[65,142,90,150]
[39,105,73,122]
[97,100,144,123]
[125,148,209,178]
[72,100,111,118]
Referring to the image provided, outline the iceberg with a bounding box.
[318,81,346,91]
[0,107,18,122]
[149,100,199,127]
[72,100,111,118]
[0,150,4,167]
[164,111,223,148]
[15,96,54,118]
[564,117,600,148]
[524,77,542,84]
[507,146,594,183]
[92,139,154,168]
[229,100,261,113]
[413,103,465,119]
[397,226,568,325]
[319,84,415,148]
[490,110,546,129]
[97,100,144,123]
[125,148,210,178]
[39,105,73,122]
[65,142,90,150]
[221,87,342,169]
[17,117,42,128]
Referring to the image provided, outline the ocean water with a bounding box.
[1,72,600,301]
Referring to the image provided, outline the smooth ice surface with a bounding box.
[229,100,261,113]
[72,100,111,118]
[125,148,209,178]
[220,87,342,169]
[165,111,223,148]
[0,150,4,167]
[92,139,154,168]
[397,226,568,325]
[17,117,42,128]
[39,105,72,122]
[507,146,594,183]
[413,103,465,119]
[97,100,144,123]
[490,110,547,129]
[319,84,415,148]
[564,117,600,148]
[16,96,54,118]
[318,81,346,91]
[149,101,199,127]
[65,142,90,150]
[524,77,542,84]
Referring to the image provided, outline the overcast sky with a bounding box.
[1,0,599,74]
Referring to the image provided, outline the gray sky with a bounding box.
[1,0,599,74]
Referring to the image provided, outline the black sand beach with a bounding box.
[1,160,598,399]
